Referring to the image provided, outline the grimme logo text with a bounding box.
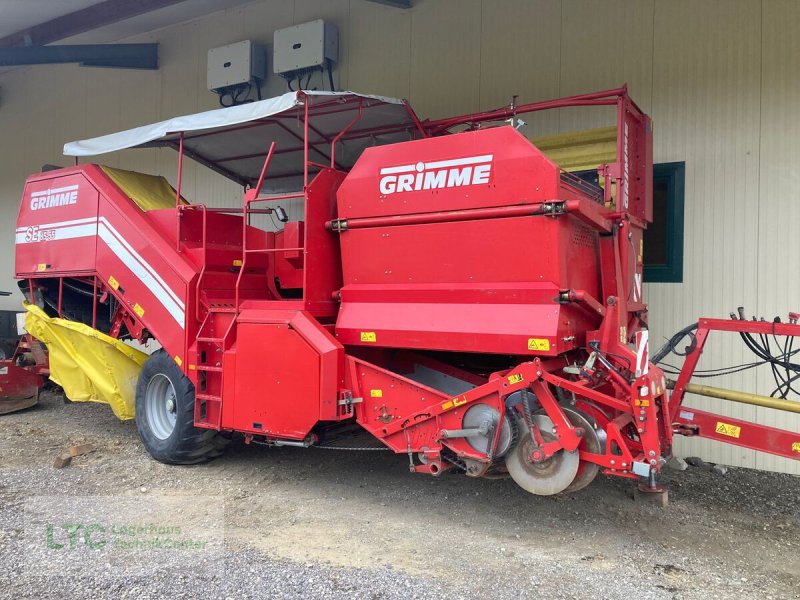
[30,185,79,211]
[379,155,493,195]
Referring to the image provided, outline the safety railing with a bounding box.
[233,142,307,313]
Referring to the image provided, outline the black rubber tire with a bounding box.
[135,349,229,465]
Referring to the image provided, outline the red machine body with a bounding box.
[335,127,602,357]
[13,87,800,495]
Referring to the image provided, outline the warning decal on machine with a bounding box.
[360,331,377,343]
[715,421,741,438]
[791,442,800,453]
[527,338,550,351]
[441,395,468,412]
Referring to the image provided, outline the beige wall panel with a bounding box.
[408,0,482,118]
[0,69,38,305]
[242,1,296,99]
[558,0,654,132]
[649,0,764,469]
[294,0,351,90]
[753,0,800,473]
[348,0,412,99]
[478,0,562,137]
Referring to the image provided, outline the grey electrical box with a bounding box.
[273,19,338,74]
[207,40,266,92]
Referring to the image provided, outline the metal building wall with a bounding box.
[0,0,797,471]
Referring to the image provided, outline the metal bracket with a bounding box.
[337,390,362,417]
[337,393,363,406]
[329,219,348,232]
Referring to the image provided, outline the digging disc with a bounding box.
[505,414,579,496]
[560,406,603,493]
[462,403,515,458]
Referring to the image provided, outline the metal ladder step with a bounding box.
[195,365,223,373]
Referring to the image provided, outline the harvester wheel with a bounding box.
[505,414,579,495]
[135,350,229,464]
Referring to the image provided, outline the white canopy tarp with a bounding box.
[63,91,420,192]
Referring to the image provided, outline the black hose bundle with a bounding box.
[731,309,800,398]
[653,307,800,399]
[652,322,698,365]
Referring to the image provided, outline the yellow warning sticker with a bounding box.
[133,303,145,318]
[188,364,196,371]
[715,421,741,438]
[174,355,183,367]
[36,263,48,272]
[507,374,524,385]
[360,331,377,343]
[108,275,120,290]
[370,389,383,398]
[634,399,650,407]
[233,259,243,267]
[527,338,550,351]
[792,442,800,453]
[441,396,468,412]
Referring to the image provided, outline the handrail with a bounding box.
[175,132,185,207]
[194,204,207,321]
[424,86,628,135]
[330,99,363,167]
[244,247,304,254]
[235,143,277,312]
[246,191,305,203]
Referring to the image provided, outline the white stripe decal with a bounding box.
[97,222,185,327]
[379,163,416,175]
[15,223,97,244]
[423,154,493,171]
[379,154,494,176]
[16,215,185,329]
[15,216,98,233]
[635,330,649,377]
[99,217,185,311]
[30,185,79,198]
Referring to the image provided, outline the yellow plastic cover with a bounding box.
[530,126,616,173]
[100,166,185,211]
[24,304,148,420]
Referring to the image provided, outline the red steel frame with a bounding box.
[11,86,800,490]
[670,318,800,461]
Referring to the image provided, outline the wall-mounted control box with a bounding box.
[273,19,338,74]
[207,40,267,92]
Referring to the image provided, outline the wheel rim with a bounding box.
[145,373,178,440]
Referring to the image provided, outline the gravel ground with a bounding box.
[1,389,799,599]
